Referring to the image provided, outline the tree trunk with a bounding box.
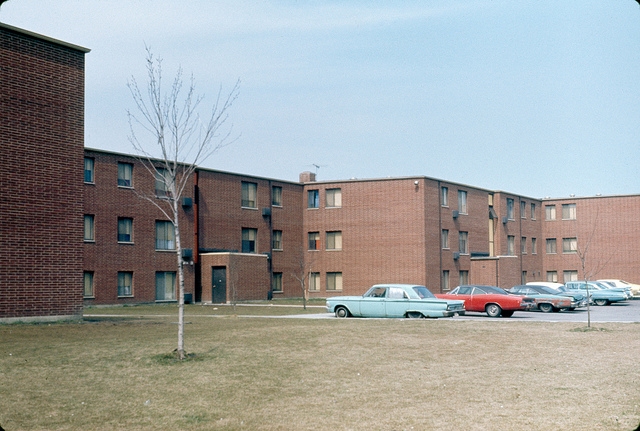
[174,198,186,360]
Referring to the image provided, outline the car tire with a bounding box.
[485,303,502,317]
[594,298,609,306]
[538,303,554,313]
[406,311,423,319]
[334,306,350,318]
[566,307,575,311]
[501,310,514,318]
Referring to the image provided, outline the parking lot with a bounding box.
[303,298,640,322]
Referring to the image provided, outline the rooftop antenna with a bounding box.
[309,163,327,177]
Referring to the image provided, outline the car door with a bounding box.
[384,287,410,318]
[359,286,387,317]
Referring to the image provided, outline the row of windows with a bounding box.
[545,270,578,283]
[241,181,284,208]
[307,188,342,209]
[271,272,343,293]
[545,237,578,254]
[505,198,537,220]
[84,216,176,250]
[441,269,469,291]
[441,187,468,214]
[545,203,576,221]
[83,271,176,300]
[308,231,342,251]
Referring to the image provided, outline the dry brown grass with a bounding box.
[1,308,639,430]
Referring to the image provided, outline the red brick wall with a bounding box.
[83,150,196,304]
[0,25,87,320]
[200,253,269,302]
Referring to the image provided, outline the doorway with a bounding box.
[212,266,227,303]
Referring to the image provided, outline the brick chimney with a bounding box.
[299,171,316,183]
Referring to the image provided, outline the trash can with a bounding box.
[184,293,193,304]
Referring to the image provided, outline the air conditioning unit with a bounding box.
[502,216,508,224]
[453,252,460,260]
[181,248,193,260]
[262,207,271,217]
[452,210,459,219]
[182,197,193,208]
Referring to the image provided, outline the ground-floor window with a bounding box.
[459,270,469,285]
[272,272,283,292]
[83,271,94,298]
[156,271,176,301]
[547,271,558,282]
[118,272,133,297]
[309,272,320,291]
[326,272,342,291]
[441,270,450,291]
[563,270,578,283]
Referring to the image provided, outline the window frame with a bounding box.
[84,214,95,242]
[155,168,170,198]
[326,231,343,251]
[459,231,469,254]
[546,238,557,254]
[117,271,133,297]
[562,203,577,220]
[117,162,133,188]
[84,157,95,183]
[325,188,342,208]
[308,232,320,250]
[241,181,258,208]
[155,271,176,301]
[271,186,283,207]
[307,190,319,209]
[458,190,468,214]
[530,203,536,220]
[520,201,526,219]
[309,272,320,291]
[326,272,343,291]
[272,272,283,293]
[441,229,449,249]
[441,186,449,207]
[507,235,515,256]
[83,271,94,298]
[545,205,556,221]
[507,198,515,220]
[242,228,258,253]
[117,217,133,243]
[442,270,450,291]
[272,230,283,251]
[155,220,175,250]
[562,237,578,254]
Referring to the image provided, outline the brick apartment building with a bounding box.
[3,23,640,320]
[0,23,89,322]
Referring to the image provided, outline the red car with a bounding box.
[436,285,534,317]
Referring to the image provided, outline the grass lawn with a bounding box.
[1,304,639,430]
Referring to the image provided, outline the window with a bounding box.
[326,272,343,291]
[307,190,319,208]
[155,271,176,301]
[117,218,133,243]
[84,158,94,183]
[241,182,257,208]
[459,270,469,285]
[272,186,282,206]
[326,188,342,208]
[458,190,468,214]
[83,272,94,298]
[562,237,577,254]
[272,230,283,250]
[442,270,450,291]
[507,235,515,256]
[441,229,449,249]
[272,272,283,293]
[117,162,133,187]
[546,238,557,254]
[545,205,556,221]
[521,237,527,254]
[459,231,468,254]
[308,232,320,250]
[155,168,169,198]
[507,198,515,220]
[118,272,133,297]
[242,228,257,253]
[547,271,558,283]
[84,215,95,242]
[530,203,536,220]
[520,201,526,219]
[326,231,342,250]
[309,272,320,291]
[532,238,537,254]
[155,221,175,250]
[563,270,578,283]
[441,187,448,206]
[562,203,577,220]
[522,271,527,284]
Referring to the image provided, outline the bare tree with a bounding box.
[127,48,239,359]
[292,250,316,310]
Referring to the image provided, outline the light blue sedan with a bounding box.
[560,281,628,306]
[326,284,465,318]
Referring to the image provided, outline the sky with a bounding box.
[2,0,639,199]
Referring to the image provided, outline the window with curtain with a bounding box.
[241,182,257,208]
[308,232,320,250]
[507,198,515,220]
[459,231,468,254]
[155,221,175,250]
[441,229,449,249]
[326,231,342,250]
[326,188,342,207]
[272,230,283,250]
[442,270,450,291]
[562,237,577,253]
[307,190,319,208]
[155,271,176,301]
[155,168,169,198]
[309,272,320,291]
[459,270,469,285]
[272,186,282,206]
[272,273,283,292]
[507,235,515,255]
[84,215,95,241]
[520,201,526,219]
[326,272,343,291]
[84,158,94,183]
[441,187,448,207]
[117,162,133,187]
[547,271,558,282]
[118,218,133,243]
[117,272,133,297]
[242,228,257,253]
[458,190,468,214]
[562,204,577,220]
[546,238,557,254]
[83,272,94,297]
[545,205,556,221]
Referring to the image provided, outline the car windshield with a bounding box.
[412,286,435,299]
[531,285,558,295]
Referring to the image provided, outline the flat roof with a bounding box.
[0,22,90,53]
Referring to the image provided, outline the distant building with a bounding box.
[2,24,640,320]
[1,23,89,321]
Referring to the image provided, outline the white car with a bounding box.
[526,281,564,291]
[598,280,640,298]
